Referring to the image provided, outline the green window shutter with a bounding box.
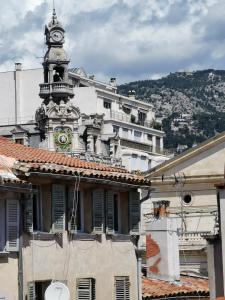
[52,184,66,233]
[6,199,20,252]
[77,278,95,300]
[28,282,35,300]
[106,190,114,235]
[24,194,33,233]
[92,189,104,234]
[129,191,140,234]
[115,277,130,300]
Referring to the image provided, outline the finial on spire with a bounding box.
[52,0,57,24]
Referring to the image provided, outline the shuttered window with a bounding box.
[77,278,96,300]
[24,194,33,233]
[115,276,130,300]
[129,191,140,234]
[68,188,81,233]
[52,184,66,233]
[106,190,114,234]
[92,189,104,234]
[28,282,35,300]
[6,199,19,252]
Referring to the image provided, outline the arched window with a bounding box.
[53,66,64,82]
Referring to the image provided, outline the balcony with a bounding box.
[110,110,153,129]
[179,231,210,249]
[39,82,74,99]
[120,139,153,153]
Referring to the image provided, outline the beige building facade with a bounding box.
[144,132,225,275]
[0,137,150,300]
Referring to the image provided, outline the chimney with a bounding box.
[128,90,136,100]
[15,63,22,71]
[109,77,117,87]
[146,200,180,282]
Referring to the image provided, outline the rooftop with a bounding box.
[0,137,150,185]
[142,275,209,299]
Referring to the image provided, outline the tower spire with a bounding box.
[52,0,57,24]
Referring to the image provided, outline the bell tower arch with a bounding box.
[36,9,80,152]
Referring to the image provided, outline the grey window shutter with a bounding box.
[28,282,35,300]
[52,184,66,233]
[106,190,114,234]
[115,277,130,300]
[92,189,104,234]
[77,278,95,300]
[24,194,33,233]
[129,191,140,234]
[6,199,20,252]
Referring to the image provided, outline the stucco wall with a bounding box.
[22,233,138,300]
[0,254,19,300]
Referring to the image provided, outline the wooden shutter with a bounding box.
[52,184,66,233]
[106,190,114,234]
[6,199,20,252]
[77,278,95,300]
[92,189,104,234]
[28,282,35,300]
[129,191,140,234]
[24,194,33,233]
[115,277,130,300]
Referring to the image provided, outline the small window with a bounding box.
[77,278,96,300]
[15,138,24,145]
[134,131,142,141]
[113,125,119,133]
[103,101,111,109]
[122,106,131,114]
[115,276,130,300]
[147,134,152,141]
[138,111,146,126]
[183,194,192,205]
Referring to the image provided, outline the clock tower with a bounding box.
[36,9,80,152]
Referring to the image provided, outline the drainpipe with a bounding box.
[136,188,152,300]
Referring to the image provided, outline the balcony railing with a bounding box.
[110,110,153,129]
[40,82,74,98]
[179,231,210,247]
[120,139,153,153]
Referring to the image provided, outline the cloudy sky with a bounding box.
[0,0,225,83]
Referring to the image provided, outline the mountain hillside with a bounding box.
[118,70,225,152]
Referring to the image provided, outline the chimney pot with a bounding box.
[153,200,170,218]
[15,63,22,71]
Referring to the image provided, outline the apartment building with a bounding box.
[0,136,149,300]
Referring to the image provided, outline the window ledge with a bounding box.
[111,234,131,242]
[72,233,99,241]
[0,251,9,257]
[31,231,56,240]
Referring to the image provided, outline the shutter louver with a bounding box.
[77,278,95,300]
[24,194,33,233]
[129,191,140,234]
[115,277,130,300]
[106,190,114,234]
[28,282,35,300]
[6,199,19,252]
[52,184,65,233]
[92,189,104,234]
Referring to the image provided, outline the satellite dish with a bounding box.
[45,282,70,300]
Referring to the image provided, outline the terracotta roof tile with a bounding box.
[0,137,150,185]
[142,276,209,299]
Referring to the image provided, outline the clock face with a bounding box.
[51,30,63,42]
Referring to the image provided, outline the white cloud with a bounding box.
[0,0,225,82]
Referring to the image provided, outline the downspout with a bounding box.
[18,198,24,300]
[136,189,152,300]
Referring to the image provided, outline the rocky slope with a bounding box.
[118,70,225,151]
